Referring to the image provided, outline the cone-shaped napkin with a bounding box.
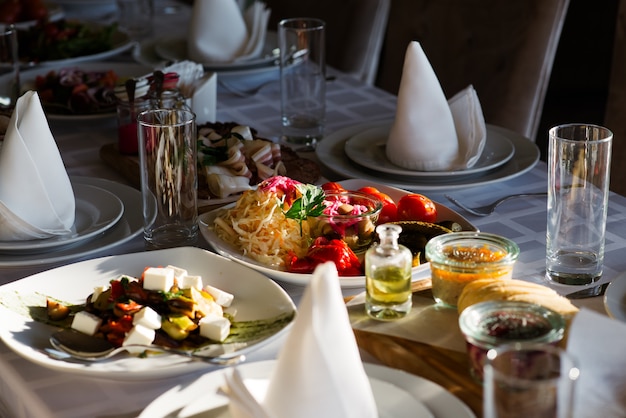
[385,41,486,172]
[187,0,271,63]
[0,91,75,240]
[225,262,378,418]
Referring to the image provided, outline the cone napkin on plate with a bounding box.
[224,262,378,418]
[187,0,271,63]
[385,41,487,172]
[0,91,75,240]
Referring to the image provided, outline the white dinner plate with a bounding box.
[0,247,296,380]
[2,62,153,121]
[0,176,142,267]
[0,183,123,253]
[344,123,515,178]
[139,360,475,418]
[199,178,476,288]
[317,121,541,191]
[30,28,134,68]
[153,32,279,72]
[604,270,626,321]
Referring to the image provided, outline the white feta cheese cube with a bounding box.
[132,307,162,330]
[203,285,234,307]
[71,311,102,336]
[199,316,231,342]
[143,267,175,291]
[180,275,203,290]
[166,265,188,280]
[123,324,155,347]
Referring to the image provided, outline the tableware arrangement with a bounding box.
[316,121,541,191]
[0,247,296,380]
[279,17,326,148]
[483,343,578,418]
[115,0,153,39]
[546,123,613,285]
[0,24,19,107]
[199,178,476,288]
[138,108,198,249]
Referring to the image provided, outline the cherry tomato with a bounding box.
[357,186,398,223]
[321,182,347,193]
[396,194,437,223]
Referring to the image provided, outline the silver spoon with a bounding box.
[49,329,245,366]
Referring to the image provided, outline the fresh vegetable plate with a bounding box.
[199,179,477,288]
[0,247,296,380]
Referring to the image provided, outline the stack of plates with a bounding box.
[0,177,143,268]
[316,121,541,191]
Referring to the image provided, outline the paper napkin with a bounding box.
[225,262,378,418]
[385,41,486,172]
[162,61,217,124]
[567,309,626,418]
[0,91,75,240]
[187,0,271,63]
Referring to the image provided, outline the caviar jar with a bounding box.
[425,232,519,307]
[458,300,565,381]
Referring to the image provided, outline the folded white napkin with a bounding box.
[187,0,271,63]
[567,309,626,418]
[0,91,75,240]
[385,41,486,172]
[225,262,378,418]
[162,61,217,124]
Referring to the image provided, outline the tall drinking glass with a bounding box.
[0,24,19,107]
[546,124,612,285]
[278,18,326,149]
[138,108,198,249]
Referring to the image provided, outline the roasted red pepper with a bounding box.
[287,237,362,276]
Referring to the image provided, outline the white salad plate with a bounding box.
[0,247,296,380]
[317,121,541,191]
[153,32,279,72]
[139,360,475,418]
[0,176,142,268]
[199,178,476,288]
[344,122,515,178]
[0,183,124,253]
[604,271,626,322]
[1,62,152,121]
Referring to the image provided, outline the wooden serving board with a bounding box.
[349,283,483,417]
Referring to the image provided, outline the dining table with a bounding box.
[0,1,624,417]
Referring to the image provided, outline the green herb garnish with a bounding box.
[283,184,326,235]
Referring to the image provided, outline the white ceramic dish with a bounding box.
[0,176,142,267]
[199,178,476,288]
[0,247,296,380]
[138,360,475,418]
[1,62,152,121]
[0,183,123,253]
[344,123,515,178]
[317,121,541,191]
[604,271,626,321]
[153,32,279,72]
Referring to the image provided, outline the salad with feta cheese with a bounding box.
[47,265,293,353]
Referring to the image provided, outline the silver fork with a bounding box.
[445,192,547,216]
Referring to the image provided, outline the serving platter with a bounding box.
[0,183,123,253]
[344,123,515,178]
[317,121,540,191]
[199,179,476,288]
[0,247,296,380]
[0,176,142,267]
[139,360,474,418]
[1,62,152,120]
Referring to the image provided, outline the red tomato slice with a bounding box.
[321,182,347,193]
[396,194,437,223]
[357,186,398,223]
